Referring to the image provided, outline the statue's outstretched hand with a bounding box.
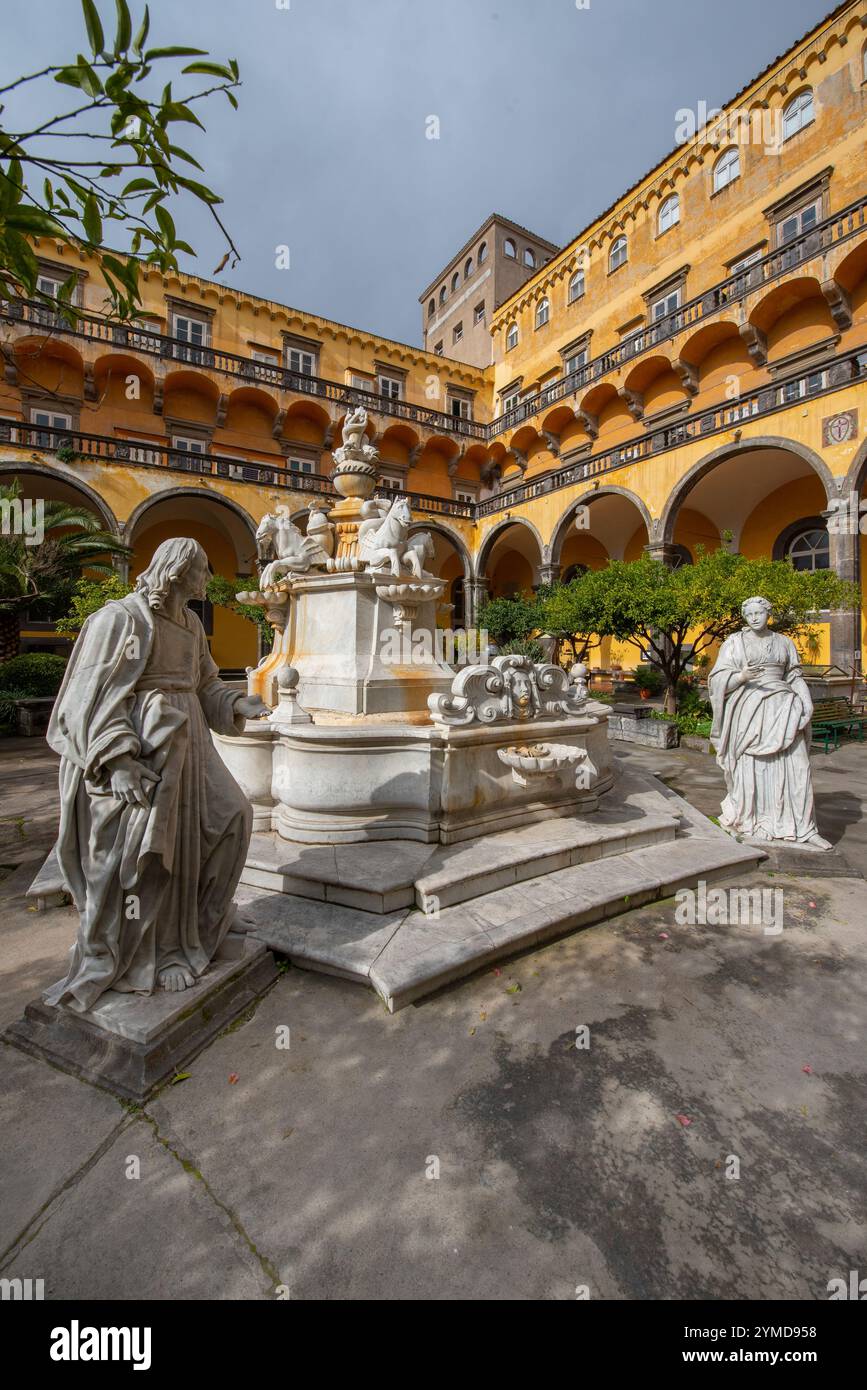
[108,755,160,808]
[235,695,271,720]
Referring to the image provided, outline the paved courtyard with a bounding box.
[0,735,865,1300]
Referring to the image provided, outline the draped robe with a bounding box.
[44,591,252,1012]
[708,628,819,843]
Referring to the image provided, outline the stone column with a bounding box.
[823,511,861,674]
[464,578,488,630]
[537,563,560,587]
[643,542,679,566]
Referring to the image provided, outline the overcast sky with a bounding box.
[4,0,836,345]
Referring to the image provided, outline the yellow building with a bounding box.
[3,0,867,676]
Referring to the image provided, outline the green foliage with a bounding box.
[498,637,546,663]
[561,548,858,712]
[536,578,600,666]
[0,482,132,651]
[55,572,133,637]
[206,574,271,637]
[0,0,241,322]
[478,592,542,646]
[634,663,664,695]
[0,651,67,696]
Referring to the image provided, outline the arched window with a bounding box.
[568,268,585,302]
[451,272,459,292]
[478,241,488,265]
[609,236,627,272]
[784,523,829,571]
[506,322,518,351]
[427,298,435,318]
[535,297,550,329]
[464,257,473,279]
[670,544,693,569]
[503,238,517,258]
[524,247,536,268]
[562,563,588,584]
[782,89,814,141]
[713,147,740,193]
[439,285,447,305]
[658,194,680,234]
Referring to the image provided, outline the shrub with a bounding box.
[634,663,664,695]
[498,637,546,663]
[0,652,67,697]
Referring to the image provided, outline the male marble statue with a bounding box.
[44,537,269,1012]
[708,596,831,849]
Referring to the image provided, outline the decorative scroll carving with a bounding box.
[428,654,589,727]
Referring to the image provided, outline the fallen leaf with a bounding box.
[505,984,521,995]
[658,932,669,940]
[479,1011,487,1022]
[676,1114,692,1127]
[228,1073,239,1084]
[282,1127,294,1139]
[802,1065,813,1075]
[808,901,816,908]
[492,967,502,977]
[800,1105,808,1117]
[469,1027,476,1036]
[171,1071,191,1085]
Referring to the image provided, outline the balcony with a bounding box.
[0,419,476,520]
[0,300,489,443]
[478,346,867,516]
[489,194,867,436]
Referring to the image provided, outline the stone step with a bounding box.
[241,831,765,1013]
[240,808,680,916]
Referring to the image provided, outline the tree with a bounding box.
[56,570,271,643]
[537,578,600,667]
[0,0,240,325]
[477,592,542,648]
[0,482,131,658]
[568,548,858,714]
[206,574,273,642]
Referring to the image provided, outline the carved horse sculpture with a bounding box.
[256,509,329,589]
[357,496,434,578]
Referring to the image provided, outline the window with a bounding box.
[731,249,763,273]
[523,248,536,268]
[289,457,314,475]
[30,408,71,446]
[439,286,447,305]
[568,269,585,302]
[450,396,472,420]
[658,194,680,234]
[782,370,824,404]
[378,373,403,400]
[535,297,550,329]
[474,301,485,325]
[502,391,520,415]
[464,257,473,279]
[455,490,475,505]
[504,238,517,259]
[713,147,740,192]
[173,435,206,453]
[452,322,463,344]
[451,272,459,293]
[651,287,681,322]
[288,348,315,376]
[36,274,63,299]
[380,474,403,491]
[778,199,820,246]
[252,349,278,364]
[565,349,587,375]
[477,241,488,265]
[782,89,814,141]
[173,314,208,346]
[506,322,518,351]
[433,341,443,355]
[785,525,829,571]
[428,298,435,318]
[350,375,373,393]
[609,236,627,272]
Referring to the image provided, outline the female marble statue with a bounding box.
[708,596,830,849]
[45,538,270,1012]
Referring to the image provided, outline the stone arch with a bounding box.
[125,486,258,567]
[0,458,120,534]
[408,519,473,581]
[659,437,837,547]
[476,514,547,580]
[549,485,653,568]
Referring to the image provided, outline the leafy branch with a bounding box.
[0,0,241,323]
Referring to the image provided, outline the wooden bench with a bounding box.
[811,698,867,753]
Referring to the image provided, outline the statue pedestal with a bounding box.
[3,935,278,1102]
[287,569,453,718]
